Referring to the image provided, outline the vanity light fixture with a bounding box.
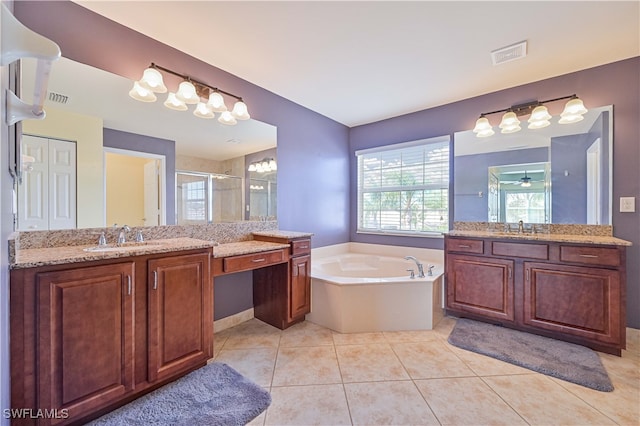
[472,95,588,138]
[129,63,250,125]
[248,158,277,173]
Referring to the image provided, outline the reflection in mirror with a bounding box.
[454,105,612,225]
[488,162,551,223]
[176,171,243,224]
[19,57,277,230]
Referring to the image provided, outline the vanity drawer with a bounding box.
[446,238,484,254]
[291,239,311,256]
[223,249,286,273]
[492,242,548,260]
[560,246,621,267]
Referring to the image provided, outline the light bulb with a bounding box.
[138,67,167,93]
[163,92,187,111]
[499,112,521,134]
[129,81,157,102]
[528,105,551,129]
[218,110,237,125]
[231,100,250,120]
[473,116,492,133]
[193,102,214,119]
[207,91,227,112]
[175,81,200,104]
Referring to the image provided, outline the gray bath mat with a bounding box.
[448,318,613,392]
[88,362,271,425]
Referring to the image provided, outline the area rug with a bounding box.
[448,318,613,392]
[89,363,271,426]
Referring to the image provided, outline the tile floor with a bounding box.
[212,317,640,425]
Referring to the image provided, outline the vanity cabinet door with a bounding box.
[446,254,515,322]
[289,255,311,321]
[36,262,135,424]
[523,262,622,345]
[147,253,212,383]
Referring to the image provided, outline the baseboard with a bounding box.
[214,308,254,333]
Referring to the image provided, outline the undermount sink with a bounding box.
[83,241,166,253]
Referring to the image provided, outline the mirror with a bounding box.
[454,105,612,225]
[18,57,277,230]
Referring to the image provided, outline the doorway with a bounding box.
[103,148,166,227]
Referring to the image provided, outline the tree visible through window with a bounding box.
[357,136,450,235]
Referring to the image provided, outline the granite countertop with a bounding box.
[252,230,314,239]
[213,241,291,258]
[11,237,215,269]
[446,230,632,246]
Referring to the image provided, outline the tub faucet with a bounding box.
[404,256,425,278]
[117,225,130,245]
[427,265,435,277]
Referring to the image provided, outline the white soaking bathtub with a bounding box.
[307,243,444,333]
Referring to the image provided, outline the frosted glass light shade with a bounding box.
[473,117,492,133]
[559,98,588,124]
[268,159,277,170]
[193,102,214,119]
[476,128,495,138]
[520,180,532,188]
[218,110,237,125]
[499,112,521,134]
[528,105,551,129]
[231,100,250,120]
[129,81,157,102]
[207,91,227,112]
[248,163,257,172]
[138,67,167,93]
[175,81,200,104]
[163,92,187,111]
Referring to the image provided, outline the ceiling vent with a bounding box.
[47,91,69,104]
[491,41,527,66]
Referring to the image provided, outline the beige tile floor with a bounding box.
[212,317,640,426]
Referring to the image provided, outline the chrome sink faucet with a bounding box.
[518,220,525,234]
[404,256,425,278]
[117,225,130,245]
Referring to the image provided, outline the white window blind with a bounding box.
[357,136,450,235]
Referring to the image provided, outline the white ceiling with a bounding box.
[73,1,640,127]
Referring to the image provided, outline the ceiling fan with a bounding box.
[519,171,532,187]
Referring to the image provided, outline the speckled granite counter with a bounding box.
[213,241,290,258]
[446,230,632,246]
[252,230,314,239]
[11,238,214,269]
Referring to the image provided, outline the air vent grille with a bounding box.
[491,41,527,66]
[48,91,69,104]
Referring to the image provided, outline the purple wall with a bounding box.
[351,57,640,328]
[103,128,176,224]
[15,1,351,249]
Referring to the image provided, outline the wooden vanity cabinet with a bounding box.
[252,236,312,329]
[147,253,212,383]
[35,263,135,424]
[446,254,515,322]
[10,248,212,425]
[445,235,627,355]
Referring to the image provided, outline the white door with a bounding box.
[19,135,48,230]
[49,139,77,230]
[143,160,160,226]
[18,135,77,231]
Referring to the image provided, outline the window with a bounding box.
[356,136,450,236]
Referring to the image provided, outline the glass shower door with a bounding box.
[176,172,210,224]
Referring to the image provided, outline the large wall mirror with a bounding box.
[454,105,612,225]
[18,57,277,230]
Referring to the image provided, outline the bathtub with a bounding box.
[307,243,444,333]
